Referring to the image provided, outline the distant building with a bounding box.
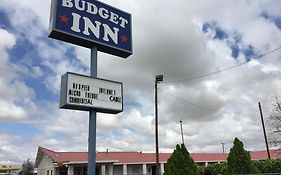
[0,167,21,175]
[34,146,281,175]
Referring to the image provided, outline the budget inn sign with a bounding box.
[49,0,132,58]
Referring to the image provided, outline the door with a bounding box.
[151,166,156,175]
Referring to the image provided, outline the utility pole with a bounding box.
[221,143,225,154]
[258,102,271,159]
[180,120,184,144]
[155,75,163,175]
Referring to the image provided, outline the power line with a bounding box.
[158,87,258,114]
[165,46,281,83]
[158,87,219,112]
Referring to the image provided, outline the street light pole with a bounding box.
[180,120,184,145]
[155,75,163,175]
[221,143,225,154]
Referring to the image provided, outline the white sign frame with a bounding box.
[60,72,123,114]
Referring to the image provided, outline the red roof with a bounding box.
[250,150,281,160]
[35,147,281,167]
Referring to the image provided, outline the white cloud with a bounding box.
[31,66,44,78]
[0,29,15,50]
[0,100,28,120]
[241,18,281,52]
[1,0,281,166]
[0,134,36,166]
[0,29,34,121]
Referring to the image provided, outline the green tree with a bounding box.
[227,137,257,174]
[203,166,215,175]
[207,163,228,175]
[164,144,197,175]
[254,159,281,173]
[18,159,34,175]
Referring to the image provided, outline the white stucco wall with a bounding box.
[37,154,55,175]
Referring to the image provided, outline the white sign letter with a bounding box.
[119,17,128,28]
[74,0,85,11]
[62,0,73,8]
[103,24,119,44]
[86,2,98,15]
[71,13,81,33]
[109,12,119,25]
[83,17,101,38]
[99,8,109,19]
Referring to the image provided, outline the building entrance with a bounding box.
[151,166,156,175]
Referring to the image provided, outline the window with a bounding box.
[132,165,141,174]
[47,170,49,175]
[74,167,81,175]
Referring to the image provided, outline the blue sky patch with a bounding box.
[124,101,141,111]
[231,45,239,58]
[243,45,256,61]
[273,17,281,29]
[0,11,11,30]
[0,122,41,139]
[202,22,228,40]
[202,23,211,33]
[202,22,258,61]
[8,36,58,101]
[261,11,281,30]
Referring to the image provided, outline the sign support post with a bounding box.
[88,46,98,175]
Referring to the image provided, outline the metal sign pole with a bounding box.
[88,46,98,175]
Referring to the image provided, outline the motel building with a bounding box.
[35,146,281,175]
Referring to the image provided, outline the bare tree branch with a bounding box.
[268,97,281,149]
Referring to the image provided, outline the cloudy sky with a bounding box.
[1,0,281,166]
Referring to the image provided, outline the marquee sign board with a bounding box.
[60,72,123,114]
[49,0,132,58]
